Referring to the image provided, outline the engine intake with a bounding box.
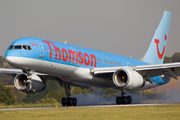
[14,73,46,93]
[113,67,145,89]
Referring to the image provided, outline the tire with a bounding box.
[116,96,121,105]
[72,98,77,106]
[68,98,73,106]
[127,96,132,104]
[61,98,66,107]
[122,96,128,104]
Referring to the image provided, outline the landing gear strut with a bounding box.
[23,70,35,94]
[116,90,132,105]
[61,82,77,107]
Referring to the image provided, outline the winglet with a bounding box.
[142,11,172,64]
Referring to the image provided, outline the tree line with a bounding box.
[164,52,180,63]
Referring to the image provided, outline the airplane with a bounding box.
[1,11,178,107]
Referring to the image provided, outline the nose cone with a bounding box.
[5,50,11,64]
[5,50,21,68]
[5,56,18,68]
[5,49,30,70]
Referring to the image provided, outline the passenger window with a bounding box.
[14,45,22,49]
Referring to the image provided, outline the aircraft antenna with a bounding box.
[64,40,67,44]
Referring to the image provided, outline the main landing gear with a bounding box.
[61,82,77,107]
[116,90,132,105]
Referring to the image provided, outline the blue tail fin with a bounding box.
[143,11,172,64]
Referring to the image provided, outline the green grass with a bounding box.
[0,104,180,120]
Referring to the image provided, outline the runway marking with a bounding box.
[0,103,177,111]
[76,103,173,108]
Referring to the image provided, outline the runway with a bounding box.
[0,103,174,111]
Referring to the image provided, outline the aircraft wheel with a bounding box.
[61,98,66,107]
[122,96,128,104]
[72,97,77,106]
[116,96,121,105]
[116,96,132,105]
[61,97,77,107]
[68,98,73,106]
[127,96,132,104]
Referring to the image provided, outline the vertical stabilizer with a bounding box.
[143,11,172,64]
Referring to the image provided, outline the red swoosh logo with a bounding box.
[154,39,165,59]
[29,42,34,46]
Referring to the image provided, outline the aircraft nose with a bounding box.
[4,50,21,68]
[5,56,16,67]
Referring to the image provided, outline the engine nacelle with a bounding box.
[112,67,145,90]
[14,73,46,93]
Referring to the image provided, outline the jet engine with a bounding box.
[14,73,46,93]
[112,67,145,90]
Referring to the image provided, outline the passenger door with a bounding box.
[36,40,44,58]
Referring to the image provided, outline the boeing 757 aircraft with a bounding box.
[1,11,178,106]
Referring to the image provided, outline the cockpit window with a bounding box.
[14,45,22,49]
[27,46,32,50]
[7,45,32,51]
[7,45,14,50]
[23,45,27,50]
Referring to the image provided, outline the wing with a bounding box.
[135,62,180,79]
[0,68,61,80]
[0,68,23,74]
[0,68,89,88]
[90,62,180,82]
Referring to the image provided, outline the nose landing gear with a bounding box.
[24,71,35,94]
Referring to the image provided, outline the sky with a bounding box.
[0,0,180,59]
